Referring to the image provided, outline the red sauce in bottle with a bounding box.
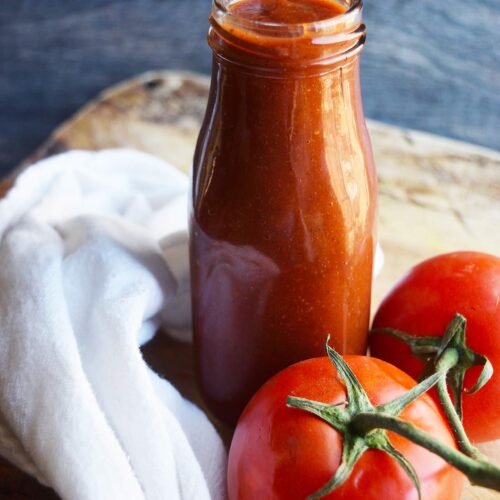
[190,0,377,424]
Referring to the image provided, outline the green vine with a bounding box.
[286,334,500,499]
[372,313,492,458]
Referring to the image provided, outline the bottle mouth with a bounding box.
[209,0,365,73]
[212,0,363,38]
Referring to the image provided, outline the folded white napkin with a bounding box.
[0,149,227,500]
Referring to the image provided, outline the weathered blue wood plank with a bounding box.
[362,0,500,150]
[0,0,498,174]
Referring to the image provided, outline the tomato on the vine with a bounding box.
[228,355,463,500]
[370,251,500,443]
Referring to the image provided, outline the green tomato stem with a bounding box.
[373,315,495,460]
[435,376,485,460]
[352,412,500,491]
[288,335,499,499]
[432,347,484,458]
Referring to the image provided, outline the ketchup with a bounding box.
[190,0,376,424]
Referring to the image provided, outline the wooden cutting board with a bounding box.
[0,71,499,499]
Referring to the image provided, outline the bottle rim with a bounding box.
[212,0,363,38]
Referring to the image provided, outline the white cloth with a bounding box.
[0,149,227,500]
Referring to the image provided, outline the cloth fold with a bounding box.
[0,150,226,500]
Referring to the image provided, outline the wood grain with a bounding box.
[0,71,499,499]
[0,0,499,175]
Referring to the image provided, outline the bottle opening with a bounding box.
[210,0,365,73]
[213,0,362,32]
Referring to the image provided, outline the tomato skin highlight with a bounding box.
[370,251,500,443]
[228,356,463,500]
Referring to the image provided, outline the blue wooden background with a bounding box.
[0,0,499,174]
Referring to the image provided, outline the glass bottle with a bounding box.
[190,0,377,425]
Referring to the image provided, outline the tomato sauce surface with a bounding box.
[190,0,376,424]
[230,0,345,24]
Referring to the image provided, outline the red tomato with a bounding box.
[228,356,463,500]
[370,251,500,443]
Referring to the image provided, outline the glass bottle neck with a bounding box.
[209,0,365,76]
